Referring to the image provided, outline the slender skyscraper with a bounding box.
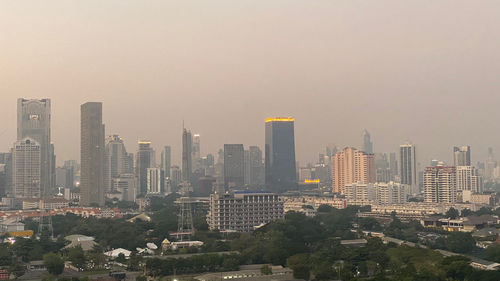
[224,144,245,189]
[161,146,172,178]
[104,135,130,192]
[13,138,41,198]
[80,102,105,207]
[17,98,53,196]
[136,140,153,196]
[265,117,297,193]
[362,129,373,154]
[192,134,201,173]
[400,142,417,194]
[453,146,471,166]
[182,128,193,183]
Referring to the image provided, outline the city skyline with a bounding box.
[2,1,500,166]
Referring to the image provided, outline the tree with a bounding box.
[67,246,86,268]
[446,207,459,219]
[486,244,500,262]
[444,232,475,253]
[43,253,64,276]
[116,253,126,263]
[287,254,310,280]
[461,208,473,217]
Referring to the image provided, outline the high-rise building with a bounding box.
[424,165,457,203]
[17,98,53,196]
[113,174,137,202]
[400,143,418,194]
[147,168,163,194]
[453,146,471,166]
[55,167,74,189]
[170,165,182,188]
[389,152,398,178]
[104,135,130,192]
[265,117,297,193]
[80,102,105,207]
[160,146,171,178]
[182,128,193,183]
[0,152,13,197]
[375,153,392,183]
[247,146,264,187]
[192,134,201,173]
[331,147,375,194]
[456,166,483,193]
[362,129,373,154]
[13,138,41,198]
[224,144,245,189]
[136,140,153,196]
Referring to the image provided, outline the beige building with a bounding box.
[424,165,457,203]
[456,166,483,193]
[331,147,375,194]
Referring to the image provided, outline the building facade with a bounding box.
[362,129,373,154]
[454,146,471,166]
[400,143,417,194]
[456,166,483,193]
[147,168,163,194]
[331,147,375,194]
[224,144,245,189]
[265,117,297,193]
[13,138,41,198]
[136,140,153,196]
[161,146,171,178]
[104,135,131,192]
[207,191,284,232]
[80,102,105,207]
[182,128,193,183]
[424,165,457,203]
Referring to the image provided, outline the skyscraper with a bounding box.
[424,165,457,203]
[400,142,417,194]
[12,138,41,198]
[161,146,172,178]
[265,117,297,193]
[192,134,201,173]
[362,129,373,154]
[331,147,375,194]
[80,102,105,207]
[17,98,53,196]
[136,140,153,196]
[104,135,130,192]
[456,166,483,193]
[453,146,471,166]
[182,128,193,183]
[247,146,264,187]
[224,144,245,189]
[147,167,163,194]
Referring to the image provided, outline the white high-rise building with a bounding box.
[400,143,418,195]
[424,165,457,203]
[13,138,41,198]
[456,166,483,193]
[344,181,407,205]
[147,168,163,194]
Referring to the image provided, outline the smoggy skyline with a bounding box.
[2,1,500,166]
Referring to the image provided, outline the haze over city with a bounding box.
[2,0,500,166]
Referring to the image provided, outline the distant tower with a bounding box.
[192,134,201,173]
[265,117,297,193]
[400,142,417,195]
[104,135,130,192]
[160,146,172,178]
[424,165,457,203]
[224,144,245,189]
[182,128,193,183]
[453,146,471,166]
[80,102,105,207]
[362,129,373,154]
[12,138,41,198]
[17,98,53,195]
[136,140,153,196]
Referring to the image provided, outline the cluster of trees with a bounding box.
[146,253,241,276]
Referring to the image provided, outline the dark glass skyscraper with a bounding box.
[224,144,245,189]
[136,140,153,196]
[265,117,297,193]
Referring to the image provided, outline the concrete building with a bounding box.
[224,144,245,189]
[456,166,483,193]
[182,128,193,184]
[424,165,457,203]
[112,174,137,202]
[207,191,284,232]
[400,142,417,194]
[147,168,163,194]
[104,135,131,192]
[454,146,471,166]
[331,147,375,194]
[80,102,105,207]
[265,117,297,193]
[13,138,41,198]
[160,146,171,178]
[362,129,373,154]
[17,98,53,196]
[344,181,407,205]
[244,146,264,187]
[136,140,153,196]
[192,134,201,173]
[55,166,73,189]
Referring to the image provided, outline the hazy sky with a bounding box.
[1,0,500,167]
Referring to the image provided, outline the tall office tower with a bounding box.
[424,165,457,203]
[80,102,105,207]
[160,146,171,178]
[192,134,201,172]
[12,138,41,198]
[104,135,130,192]
[136,140,153,196]
[0,164,5,197]
[248,146,264,187]
[265,117,297,193]
[147,168,163,194]
[17,98,53,196]
[55,167,74,189]
[400,142,418,194]
[224,144,245,189]
[453,146,471,166]
[170,165,182,187]
[362,129,373,154]
[182,128,193,183]
[113,174,137,202]
[486,147,497,180]
[389,152,398,178]
[331,147,375,194]
[456,166,483,193]
[375,153,391,183]
[215,149,224,184]
[0,152,12,196]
